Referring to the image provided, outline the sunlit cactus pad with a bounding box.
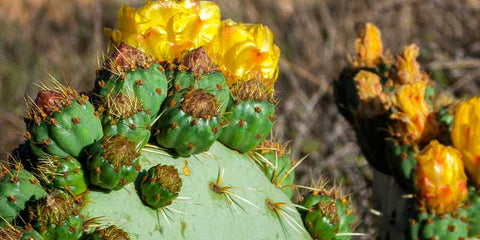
[81,142,311,239]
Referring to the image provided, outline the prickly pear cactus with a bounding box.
[0,1,358,240]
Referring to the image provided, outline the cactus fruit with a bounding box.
[169,47,230,112]
[36,156,87,196]
[252,140,296,199]
[84,135,140,191]
[154,88,222,156]
[30,192,84,240]
[88,225,129,240]
[218,80,276,153]
[98,93,151,149]
[300,187,355,240]
[0,160,46,225]
[451,97,480,188]
[25,85,103,159]
[94,43,168,120]
[414,140,468,214]
[140,164,182,209]
[81,143,311,239]
[407,208,469,240]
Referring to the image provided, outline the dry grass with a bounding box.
[0,0,479,238]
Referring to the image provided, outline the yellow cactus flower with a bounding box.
[414,140,468,214]
[353,70,390,117]
[353,23,383,68]
[451,97,480,187]
[104,0,221,61]
[206,19,280,91]
[390,81,435,143]
[393,44,429,85]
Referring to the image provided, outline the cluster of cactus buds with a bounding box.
[336,22,480,239]
[0,1,356,239]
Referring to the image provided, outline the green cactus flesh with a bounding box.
[37,156,87,196]
[33,192,83,240]
[300,194,355,240]
[84,135,140,191]
[27,93,103,159]
[257,152,295,199]
[407,209,468,240]
[88,225,130,240]
[101,111,151,150]
[466,186,480,237]
[140,164,182,209]
[386,140,417,192]
[219,98,275,153]
[171,71,229,112]
[81,142,311,240]
[0,167,47,225]
[95,48,168,121]
[155,89,222,156]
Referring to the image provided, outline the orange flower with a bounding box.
[393,44,429,85]
[104,0,221,61]
[206,19,280,91]
[353,70,390,117]
[451,97,480,187]
[352,23,383,68]
[390,81,434,143]
[414,140,468,213]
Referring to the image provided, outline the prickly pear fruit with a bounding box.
[88,225,129,240]
[98,93,151,149]
[169,47,229,112]
[300,188,355,240]
[0,160,46,225]
[414,140,468,214]
[25,85,103,159]
[36,155,87,196]
[154,88,222,156]
[30,192,83,240]
[407,208,468,240]
[451,97,480,188]
[140,164,182,208]
[94,43,168,120]
[252,140,295,199]
[84,135,140,190]
[219,80,275,153]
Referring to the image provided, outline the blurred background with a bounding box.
[0,0,479,237]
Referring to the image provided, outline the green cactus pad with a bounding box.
[219,98,275,153]
[81,142,311,239]
[155,88,222,156]
[407,209,468,240]
[466,186,480,237]
[26,90,103,159]
[300,193,355,240]
[94,43,168,120]
[88,225,130,240]
[0,163,47,225]
[84,135,140,191]
[36,156,87,196]
[386,140,417,192]
[32,192,83,240]
[140,164,182,209]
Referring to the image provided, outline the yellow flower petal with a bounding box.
[415,140,468,213]
[451,97,480,187]
[353,23,383,68]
